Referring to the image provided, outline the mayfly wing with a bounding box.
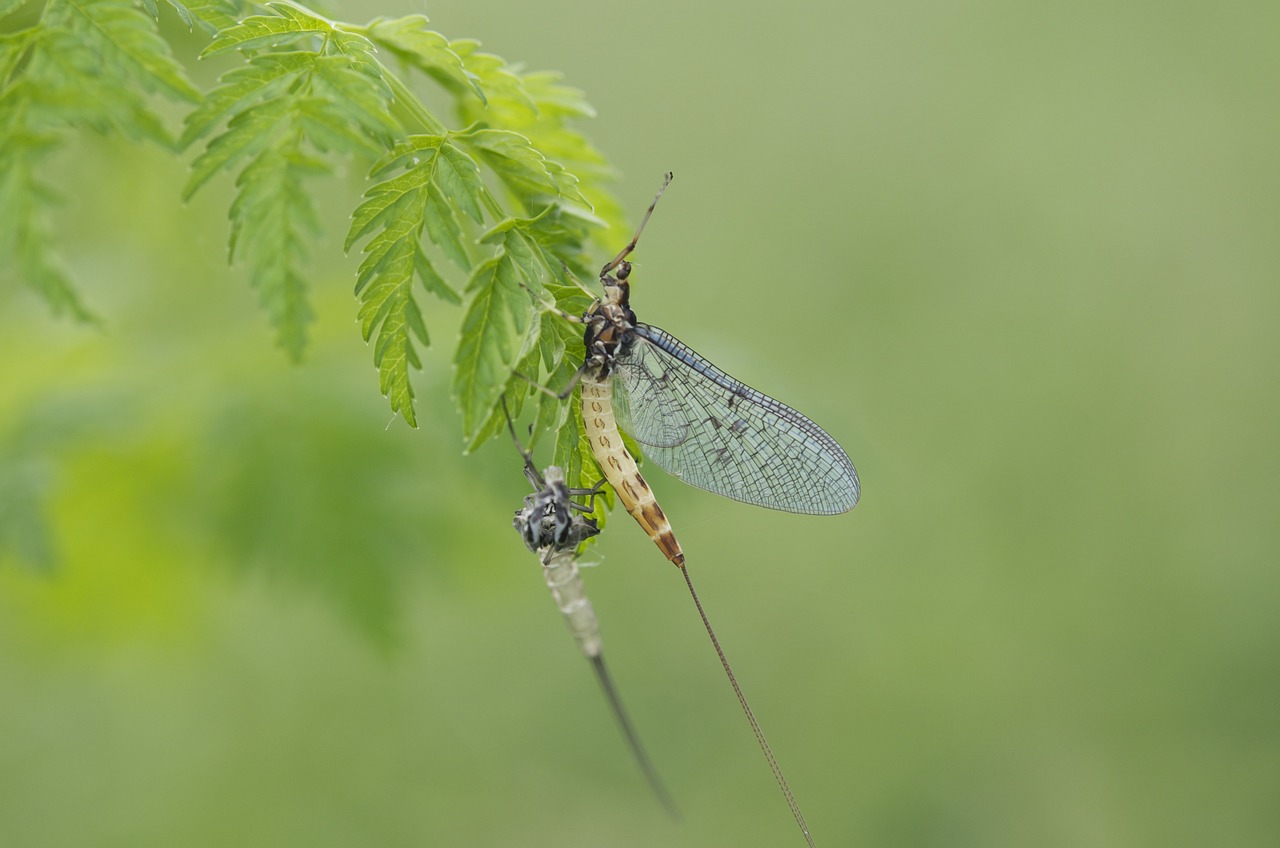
[612,323,860,515]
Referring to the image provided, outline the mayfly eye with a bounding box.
[617,261,631,280]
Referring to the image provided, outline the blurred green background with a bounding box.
[3,1,1278,846]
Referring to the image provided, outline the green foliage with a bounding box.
[2,0,627,494]
[0,0,202,319]
[183,3,401,359]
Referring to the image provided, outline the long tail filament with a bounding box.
[588,655,681,820]
[680,564,817,848]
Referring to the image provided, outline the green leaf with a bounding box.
[64,0,202,102]
[357,272,427,428]
[181,0,243,35]
[162,0,197,31]
[0,116,95,321]
[436,141,489,224]
[452,253,535,441]
[461,128,564,207]
[309,54,399,146]
[184,93,293,199]
[181,52,314,149]
[533,326,576,437]
[521,70,596,121]
[347,137,482,425]
[347,157,433,254]
[202,2,333,57]
[294,94,385,157]
[363,15,485,104]
[368,133,443,179]
[450,39,537,117]
[227,145,322,361]
[423,180,471,269]
[414,249,460,304]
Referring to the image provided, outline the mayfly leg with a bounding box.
[504,403,679,819]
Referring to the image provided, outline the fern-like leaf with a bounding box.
[228,146,321,360]
[452,252,537,443]
[459,127,588,213]
[0,126,95,321]
[361,15,484,104]
[63,0,201,103]
[201,1,332,56]
[186,5,401,359]
[346,135,494,427]
[2,0,203,316]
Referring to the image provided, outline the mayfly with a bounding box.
[536,173,857,847]
[562,173,860,569]
[506,405,678,819]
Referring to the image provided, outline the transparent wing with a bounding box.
[611,324,860,515]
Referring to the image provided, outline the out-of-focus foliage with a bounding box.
[0,0,199,321]
[3,1,1280,848]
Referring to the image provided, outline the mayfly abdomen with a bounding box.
[581,375,685,567]
[542,546,603,658]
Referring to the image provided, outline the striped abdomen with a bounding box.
[581,375,685,566]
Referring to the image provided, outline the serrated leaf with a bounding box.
[0,126,95,321]
[184,93,293,199]
[357,271,426,429]
[522,70,596,120]
[367,133,443,178]
[364,15,486,104]
[309,54,399,146]
[163,0,197,31]
[348,144,484,426]
[534,342,576,438]
[353,138,473,272]
[464,312,548,453]
[181,52,314,149]
[225,146,321,361]
[295,95,384,156]
[453,253,534,440]
[202,3,333,57]
[64,0,202,102]
[423,180,471,269]
[414,249,460,304]
[182,0,242,35]
[461,128,565,206]
[450,39,537,117]
[436,141,488,224]
[354,212,417,297]
[347,151,436,251]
